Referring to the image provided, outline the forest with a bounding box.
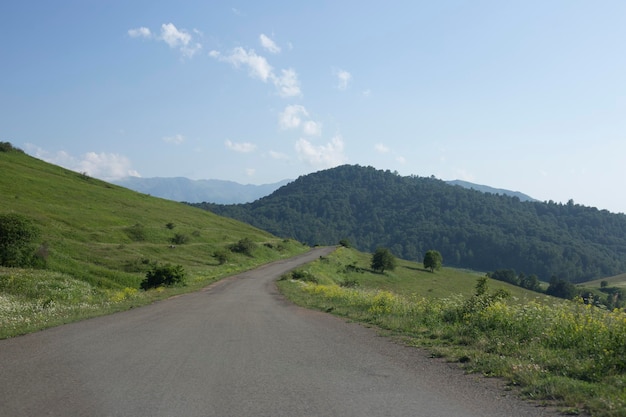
[192,165,626,282]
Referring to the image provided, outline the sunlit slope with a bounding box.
[0,150,302,289]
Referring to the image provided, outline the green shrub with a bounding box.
[229,238,256,256]
[170,233,188,245]
[140,263,186,290]
[213,248,230,265]
[0,142,24,153]
[291,270,318,283]
[0,213,40,267]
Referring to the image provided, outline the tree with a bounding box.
[423,250,443,272]
[546,278,578,300]
[371,247,396,273]
[0,213,40,267]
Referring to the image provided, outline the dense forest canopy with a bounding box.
[193,165,626,282]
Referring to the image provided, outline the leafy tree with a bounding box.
[371,247,396,273]
[140,263,186,290]
[423,250,443,272]
[0,141,24,153]
[489,269,519,285]
[0,213,40,267]
[339,238,351,248]
[546,278,578,300]
[520,274,541,292]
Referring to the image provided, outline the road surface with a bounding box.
[0,247,557,416]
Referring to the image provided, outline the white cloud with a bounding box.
[160,23,191,48]
[375,143,390,153]
[128,27,151,38]
[336,69,352,90]
[260,34,281,54]
[128,23,201,58]
[279,105,308,129]
[225,139,257,153]
[211,47,273,81]
[396,156,407,164]
[246,168,256,177]
[279,105,320,135]
[25,144,140,180]
[269,150,289,160]
[211,47,301,97]
[163,134,185,145]
[295,135,347,168]
[302,120,321,136]
[79,152,140,180]
[274,68,301,97]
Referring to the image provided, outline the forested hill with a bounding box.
[193,165,626,282]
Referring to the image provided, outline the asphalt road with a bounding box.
[0,247,558,417]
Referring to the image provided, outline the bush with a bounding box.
[213,248,230,265]
[0,142,24,153]
[170,233,188,245]
[0,213,41,267]
[291,270,318,283]
[229,238,256,256]
[140,263,186,290]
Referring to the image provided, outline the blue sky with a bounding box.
[2,1,625,213]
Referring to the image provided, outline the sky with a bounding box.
[1,1,625,214]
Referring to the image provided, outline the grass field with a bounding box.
[278,247,626,417]
[0,149,309,338]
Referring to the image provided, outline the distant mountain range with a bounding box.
[446,180,537,202]
[112,177,292,204]
[113,175,535,204]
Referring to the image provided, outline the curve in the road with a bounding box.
[0,247,557,416]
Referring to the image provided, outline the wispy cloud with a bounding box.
[25,144,140,180]
[225,139,257,153]
[162,134,185,145]
[279,105,308,129]
[210,44,301,97]
[295,135,347,168]
[210,47,272,81]
[336,69,351,90]
[375,143,390,153]
[128,27,151,38]
[274,68,301,98]
[269,150,290,160]
[128,23,201,58]
[302,120,321,136]
[279,105,321,135]
[260,34,281,54]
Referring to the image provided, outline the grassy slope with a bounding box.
[0,151,308,337]
[279,247,626,416]
[304,247,549,302]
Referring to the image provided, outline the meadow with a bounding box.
[278,247,626,417]
[0,149,309,338]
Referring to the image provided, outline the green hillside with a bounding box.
[278,247,626,417]
[0,145,308,337]
[197,164,626,283]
